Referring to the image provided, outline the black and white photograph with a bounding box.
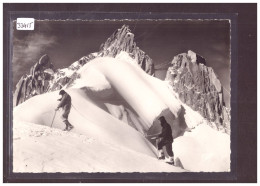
[2,2,258,183]
[11,18,232,173]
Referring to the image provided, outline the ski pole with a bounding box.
[50,110,57,128]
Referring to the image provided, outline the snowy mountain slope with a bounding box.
[14,90,156,158]
[13,56,185,172]
[72,56,181,128]
[13,121,185,173]
[173,124,230,172]
[13,56,230,172]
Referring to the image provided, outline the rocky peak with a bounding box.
[166,50,230,133]
[187,50,206,65]
[100,25,134,55]
[13,54,55,106]
[78,25,154,75]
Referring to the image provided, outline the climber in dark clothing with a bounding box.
[55,90,74,131]
[147,116,174,164]
[157,116,174,160]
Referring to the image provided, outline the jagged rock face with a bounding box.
[100,25,154,75]
[78,25,154,75]
[13,54,55,106]
[165,50,230,132]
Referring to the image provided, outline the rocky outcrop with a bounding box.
[13,54,55,106]
[99,25,154,75]
[78,25,154,75]
[165,50,230,132]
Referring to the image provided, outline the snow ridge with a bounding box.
[13,55,231,172]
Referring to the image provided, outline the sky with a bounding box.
[12,19,230,107]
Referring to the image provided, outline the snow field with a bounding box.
[13,121,185,173]
[14,89,157,158]
[173,124,230,172]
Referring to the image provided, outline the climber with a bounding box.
[147,116,174,165]
[55,90,74,131]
